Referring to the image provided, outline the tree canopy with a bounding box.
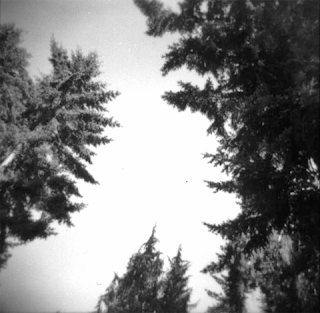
[134,0,319,311]
[0,24,119,269]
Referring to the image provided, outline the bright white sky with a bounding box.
[0,1,255,312]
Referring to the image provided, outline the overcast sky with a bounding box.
[0,1,259,312]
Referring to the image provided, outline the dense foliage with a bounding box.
[134,0,319,311]
[0,24,119,269]
[203,236,249,313]
[161,245,193,313]
[96,228,193,313]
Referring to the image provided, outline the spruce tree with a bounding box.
[134,1,319,310]
[160,246,192,313]
[96,228,194,313]
[203,237,248,313]
[250,232,319,313]
[0,24,34,267]
[0,24,119,268]
[96,274,120,313]
[115,227,163,313]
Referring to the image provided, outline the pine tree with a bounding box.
[96,228,194,313]
[0,24,119,269]
[134,1,319,310]
[96,273,120,313]
[115,226,163,313]
[203,237,248,313]
[250,232,319,313]
[160,245,193,313]
[0,24,34,267]
[254,234,300,313]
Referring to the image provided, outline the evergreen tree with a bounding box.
[0,24,34,267]
[251,232,319,313]
[254,234,300,313]
[134,0,319,310]
[96,228,194,313]
[115,226,163,313]
[203,237,248,313]
[0,24,119,268]
[160,245,193,313]
[96,273,120,313]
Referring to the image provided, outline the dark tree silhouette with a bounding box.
[134,0,319,311]
[97,228,194,313]
[160,245,192,313]
[0,24,119,268]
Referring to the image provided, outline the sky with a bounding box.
[0,1,260,312]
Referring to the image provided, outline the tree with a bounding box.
[134,0,319,310]
[0,24,34,267]
[112,226,164,313]
[250,232,319,313]
[0,24,119,269]
[203,236,249,313]
[253,234,301,313]
[96,273,120,313]
[160,245,193,313]
[96,227,161,313]
[204,231,319,313]
[96,228,194,313]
